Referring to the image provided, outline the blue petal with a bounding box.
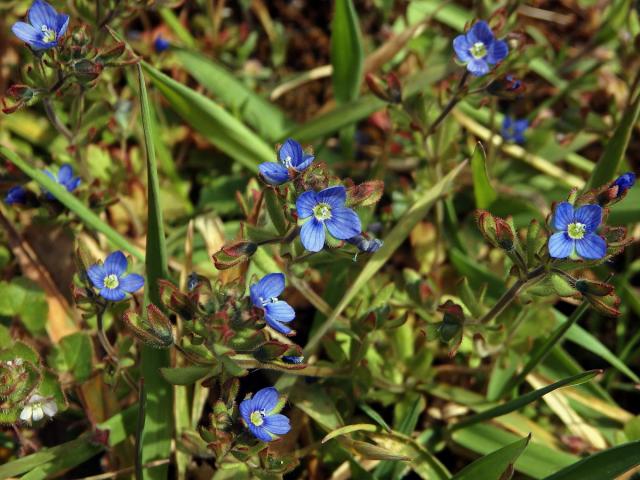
[553,202,574,231]
[65,176,81,192]
[252,387,279,412]
[100,287,126,302]
[467,21,494,46]
[253,273,285,301]
[548,232,573,259]
[296,190,317,219]
[279,138,303,165]
[294,154,314,172]
[119,273,144,293]
[317,185,346,209]
[57,164,73,183]
[486,40,508,64]
[87,264,107,289]
[249,424,273,442]
[264,414,291,435]
[265,301,295,324]
[576,233,606,260]
[5,186,27,205]
[104,251,128,276]
[453,34,472,62]
[239,398,253,424]
[28,0,58,31]
[265,318,292,335]
[326,207,361,240]
[259,162,289,185]
[574,204,602,233]
[300,218,325,252]
[56,13,69,37]
[467,59,489,76]
[11,22,40,45]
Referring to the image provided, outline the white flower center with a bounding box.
[282,155,293,168]
[313,203,332,221]
[470,41,487,59]
[567,222,586,240]
[104,274,120,289]
[41,25,56,43]
[259,296,278,307]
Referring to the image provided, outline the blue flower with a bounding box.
[347,234,383,253]
[259,138,314,185]
[501,116,528,144]
[453,21,508,76]
[11,0,69,51]
[239,387,290,442]
[250,273,295,335]
[282,355,304,364]
[5,186,28,205]
[154,35,170,53]
[87,251,145,301]
[548,202,606,260]
[612,172,635,198]
[296,186,362,252]
[43,164,80,200]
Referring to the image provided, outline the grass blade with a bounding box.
[450,370,600,432]
[137,64,172,480]
[141,62,274,172]
[0,145,143,261]
[175,49,293,141]
[543,441,640,479]
[331,0,364,104]
[470,142,497,209]
[451,435,530,480]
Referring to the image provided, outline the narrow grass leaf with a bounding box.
[544,440,640,479]
[450,370,600,432]
[137,64,172,480]
[451,434,530,480]
[0,146,143,261]
[142,62,273,172]
[470,142,497,209]
[331,0,364,104]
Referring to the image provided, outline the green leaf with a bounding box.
[58,332,94,383]
[331,0,364,104]
[452,435,530,480]
[175,49,292,141]
[0,278,47,335]
[0,146,143,262]
[451,370,600,432]
[322,423,378,443]
[452,423,577,478]
[586,93,640,189]
[160,366,212,386]
[544,441,640,479]
[470,143,497,209]
[137,64,172,480]
[141,62,274,172]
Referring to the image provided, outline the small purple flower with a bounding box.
[501,116,528,144]
[87,251,145,301]
[347,234,383,253]
[239,387,290,442]
[453,21,508,77]
[296,186,361,252]
[43,164,80,200]
[259,138,314,185]
[250,273,295,335]
[11,0,69,51]
[612,172,635,198]
[154,35,170,53]
[548,202,606,260]
[282,355,304,364]
[5,186,28,205]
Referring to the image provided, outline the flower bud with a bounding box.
[346,180,384,207]
[123,305,174,348]
[494,217,515,251]
[212,241,258,270]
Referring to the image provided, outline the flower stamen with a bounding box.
[469,41,487,59]
[567,222,586,240]
[41,25,56,43]
[313,203,332,221]
[104,274,120,289]
[250,410,265,426]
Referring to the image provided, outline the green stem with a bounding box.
[424,70,469,138]
[135,378,146,480]
[479,266,546,324]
